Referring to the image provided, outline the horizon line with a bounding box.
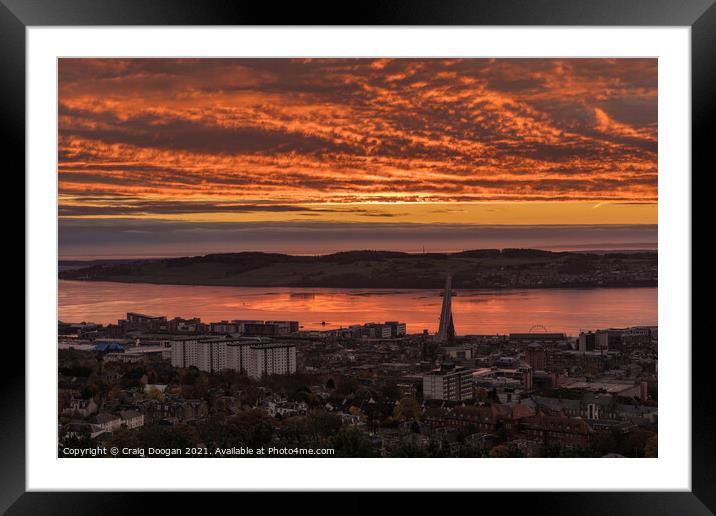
[59,244,658,262]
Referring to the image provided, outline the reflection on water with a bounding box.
[59,280,657,336]
[289,293,316,300]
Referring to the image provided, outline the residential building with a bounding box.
[121,312,168,332]
[172,337,296,378]
[210,321,240,334]
[444,345,473,362]
[423,405,501,433]
[473,364,534,392]
[167,316,205,333]
[170,337,225,372]
[231,320,264,333]
[422,365,474,401]
[63,397,98,417]
[595,329,626,352]
[578,331,597,352]
[522,415,594,448]
[62,422,107,440]
[524,344,545,370]
[384,321,407,337]
[265,321,300,334]
[509,333,567,347]
[248,343,297,379]
[89,413,123,433]
[226,341,256,374]
[262,400,308,418]
[118,410,145,429]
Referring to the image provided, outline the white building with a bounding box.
[118,410,145,429]
[171,339,199,369]
[595,328,631,351]
[171,338,228,372]
[248,343,297,379]
[63,397,98,417]
[207,340,228,372]
[105,346,171,364]
[90,413,123,433]
[171,338,296,378]
[422,367,474,401]
[385,321,407,337]
[226,341,256,373]
[263,400,307,418]
[444,345,473,361]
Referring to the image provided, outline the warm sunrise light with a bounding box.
[58,58,657,226]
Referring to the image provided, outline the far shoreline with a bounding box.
[58,277,658,291]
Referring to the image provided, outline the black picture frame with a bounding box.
[5,0,714,513]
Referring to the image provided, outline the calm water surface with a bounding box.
[58,280,657,336]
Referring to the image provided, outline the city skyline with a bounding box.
[57,58,659,460]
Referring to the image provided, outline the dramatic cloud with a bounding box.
[58,58,658,221]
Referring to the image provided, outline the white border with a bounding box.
[27,27,690,491]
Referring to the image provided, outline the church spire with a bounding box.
[436,274,456,343]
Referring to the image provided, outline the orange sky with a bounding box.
[58,58,657,227]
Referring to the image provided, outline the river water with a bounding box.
[58,280,657,336]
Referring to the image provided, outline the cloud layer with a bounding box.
[58,58,657,220]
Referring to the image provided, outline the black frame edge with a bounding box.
[0,1,26,514]
[691,1,716,512]
[1,0,715,26]
[2,492,716,516]
[7,0,716,513]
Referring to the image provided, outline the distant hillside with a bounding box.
[58,249,657,289]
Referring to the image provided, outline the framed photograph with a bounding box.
[9,0,714,512]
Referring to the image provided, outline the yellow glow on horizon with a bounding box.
[59,201,657,225]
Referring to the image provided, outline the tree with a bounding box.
[393,398,421,421]
[107,385,124,401]
[192,374,209,398]
[489,444,510,458]
[644,434,658,458]
[108,427,141,454]
[136,424,200,450]
[390,441,429,458]
[336,377,359,396]
[91,380,111,411]
[381,382,400,400]
[622,428,655,458]
[180,366,201,385]
[275,417,309,447]
[425,439,450,457]
[80,386,95,400]
[307,410,342,438]
[59,427,93,454]
[145,365,160,385]
[224,410,276,449]
[541,444,593,458]
[147,386,165,401]
[348,406,364,418]
[195,414,229,448]
[454,443,489,458]
[332,429,375,457]
[288,385,314,404]
[59,364,94,378]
